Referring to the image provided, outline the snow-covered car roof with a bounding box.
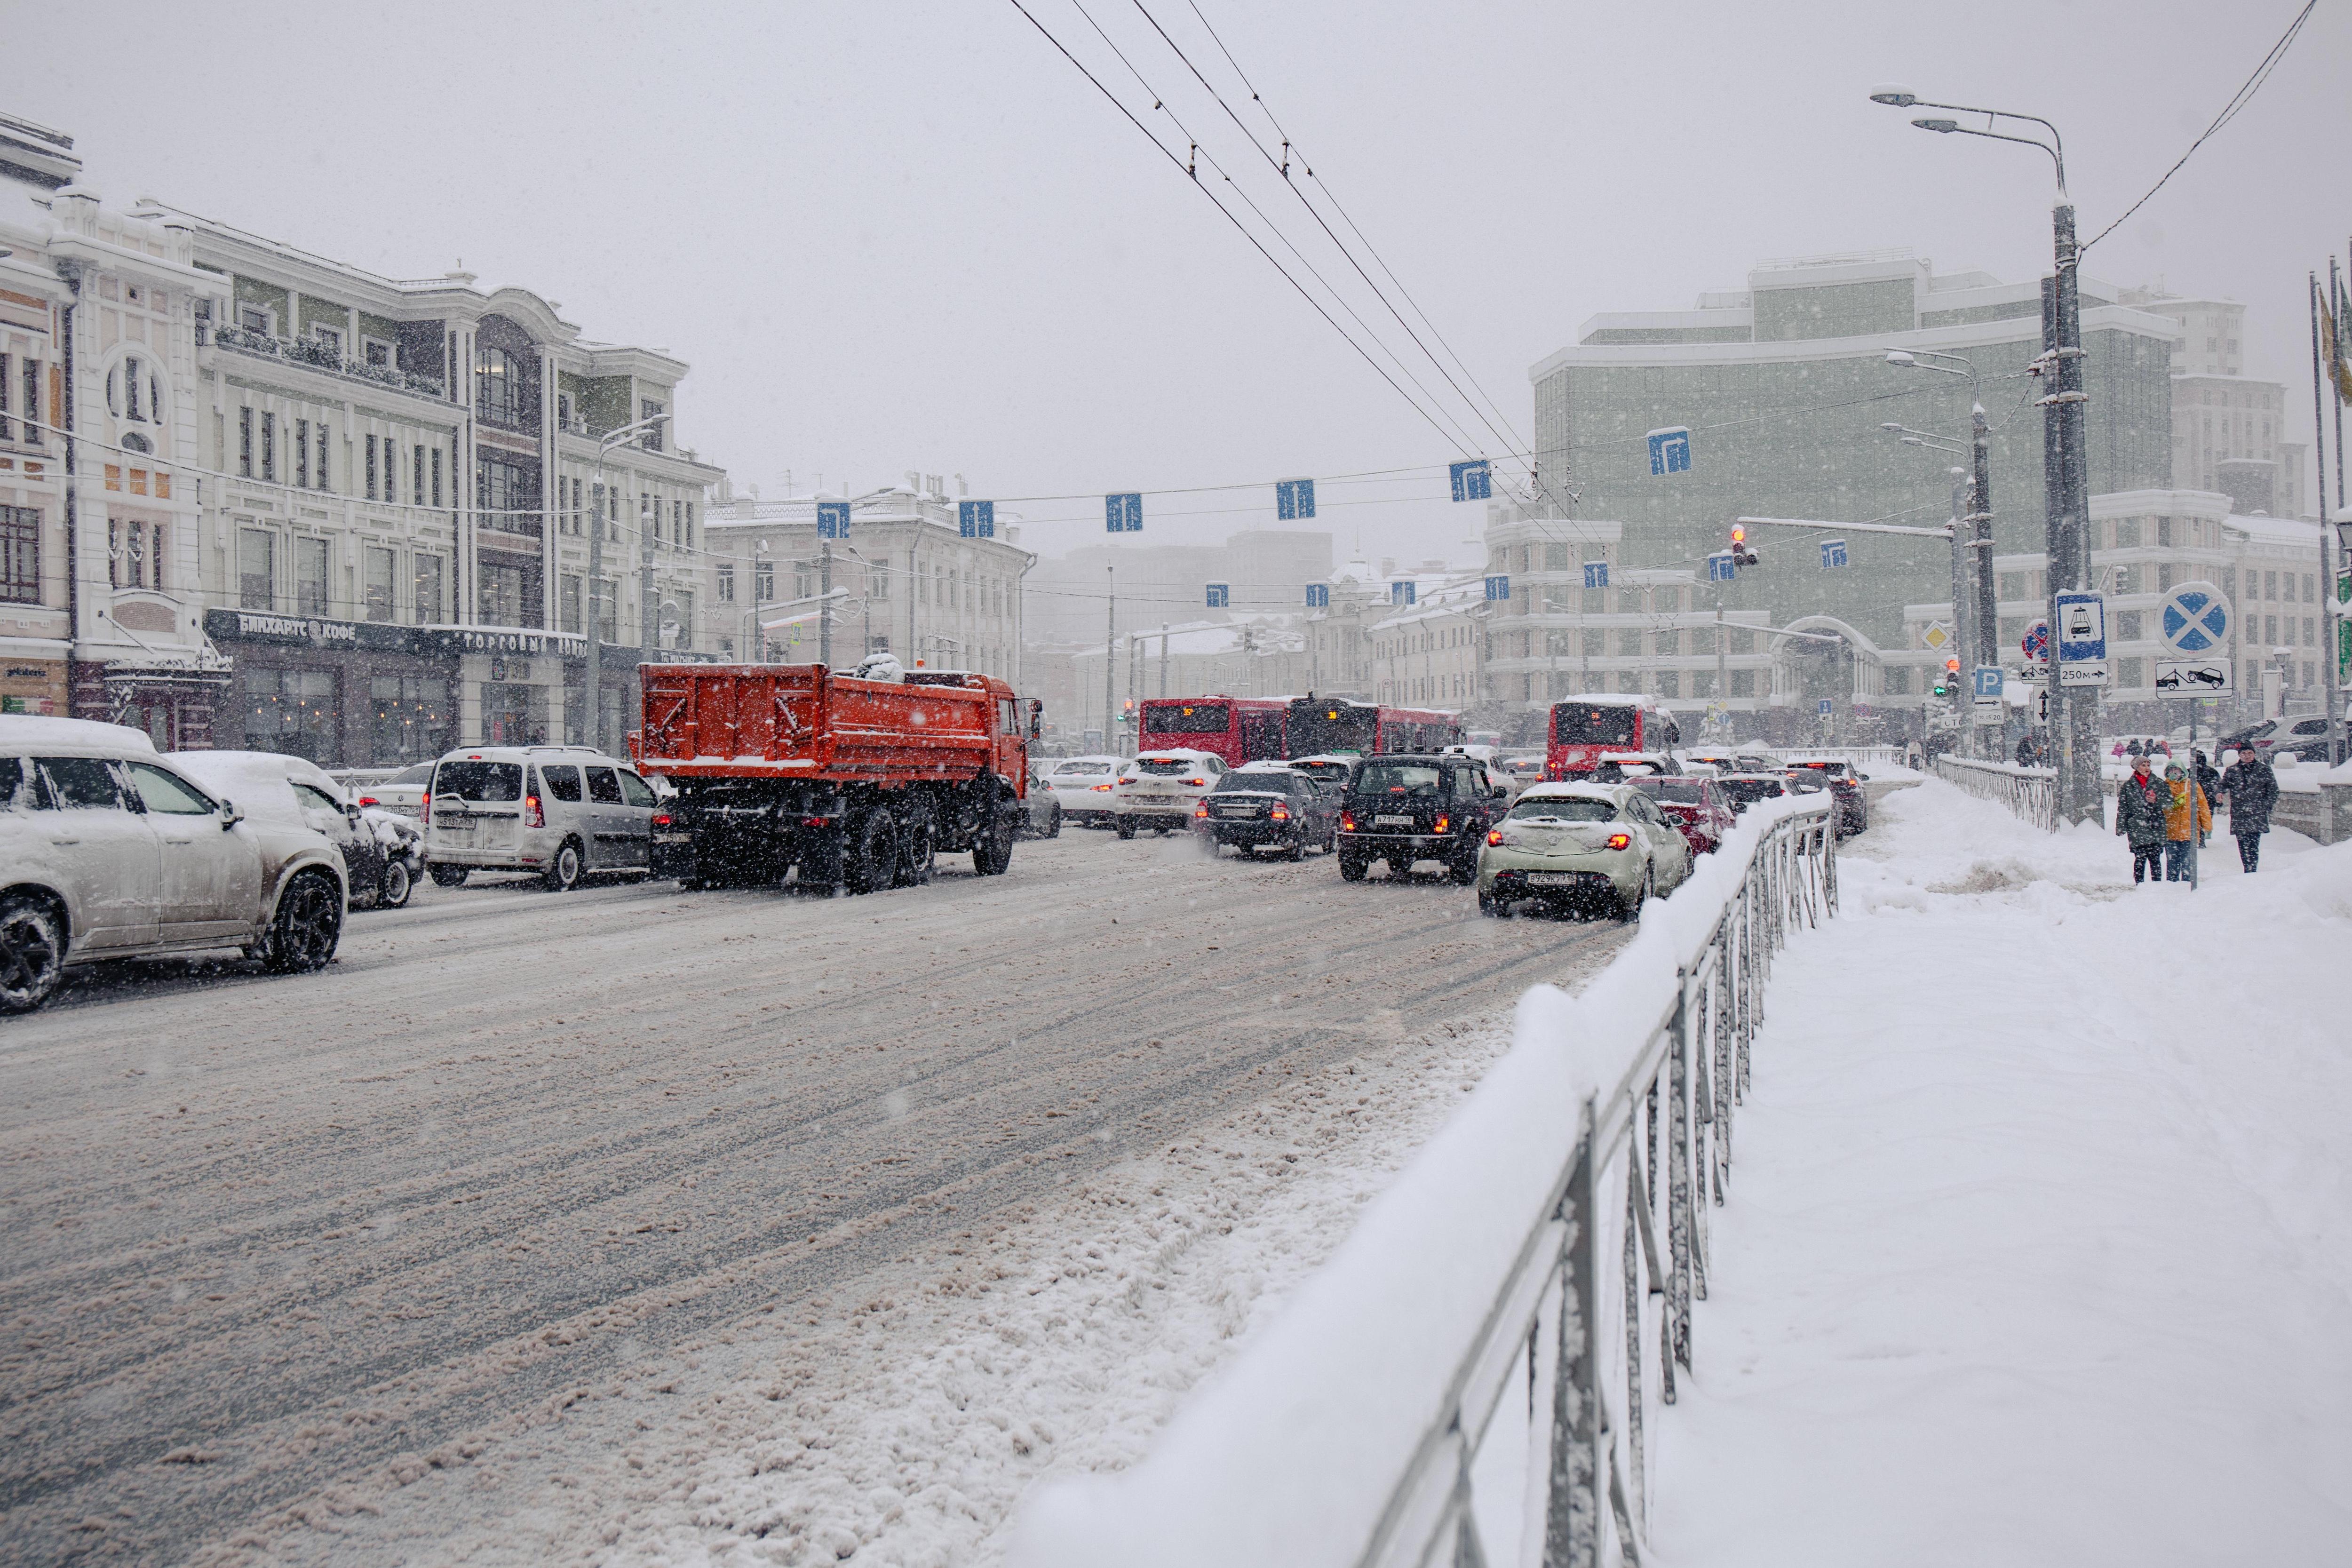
[0,715,159,753]
[1515,781,1632,804]
[1235,759,1304,772]
[1288,753,1357,767]
[1048,754,1122,769]
[170,750,349,827]
[1133,748,1219,763]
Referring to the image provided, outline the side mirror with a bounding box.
[220,798,245,829]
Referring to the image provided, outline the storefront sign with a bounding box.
[429,627,587,658]
[204,611,586,661]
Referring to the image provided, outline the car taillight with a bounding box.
[1606,832,1631,851]
[1270,804,1289,821]
[421,791,430,813]
[357,795,380,807]
[1184,777,1205,787]
[1432,815,1449,835]
[803,815,830,828]
[1194,803,1210,819]
[524,794,545,828]
[1090,782,1113,792]
[653,812,672,828]
[1486,829,1503,846]
[1340,811,1356,832]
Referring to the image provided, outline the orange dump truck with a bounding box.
[632,663,1034,892]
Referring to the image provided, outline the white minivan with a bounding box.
[422,747,660,891]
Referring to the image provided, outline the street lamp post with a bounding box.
[1872,86,2098,822]
[588,413,668,756]
[1882,423,1981,746]
[1886,349,1999,725]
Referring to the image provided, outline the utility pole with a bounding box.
[2043,201,2099,823]
[819,537,834,669]
[2313,268,2346,766]
[1159,622,1169,699]
[588,413,666,754]
[1104,562,1116,754]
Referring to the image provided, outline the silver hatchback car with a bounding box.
[422,746,660,891]
[0,717,349,1013]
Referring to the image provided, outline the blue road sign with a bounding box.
[1105,492,1144,533]
[1390,581,1417,605]
[2158,581,2230,654]
[2021,619,2050,661]
[1816,698,1834,718]
[958,500,995,539]
[1647,426,1692,476]
[1583,561,1610,589]
[1972,665,2003,699]
[1448,460,1492,502]
[816,501,850,540]
[1276,478,1316,520]
[1205,582,1230,609]
[2055,591,2106,661]
[1821,538,1850,569]
[1304,583,1330,609]
[1485,574,1510,601]
[1707,551,1737,582]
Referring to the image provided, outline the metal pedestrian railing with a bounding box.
[1012,797,1839,1568]
[1932,754,2057,830]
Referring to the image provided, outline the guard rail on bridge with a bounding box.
[1932,754,2057,830]
[1013,795,1838,1568]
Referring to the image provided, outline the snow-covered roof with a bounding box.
[2226,513,2323,549]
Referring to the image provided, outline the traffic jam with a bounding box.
[0,674,1871,1015]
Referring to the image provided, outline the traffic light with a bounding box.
[1932,656,1959,697]
[1728,523,1759,567]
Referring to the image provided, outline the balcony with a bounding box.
[207,325,446,400]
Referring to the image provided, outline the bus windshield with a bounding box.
[1552,702,1640,745]
[1143,702,1232,735]
[1288,701,1377,756]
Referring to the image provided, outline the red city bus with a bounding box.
[1284,696,1462,757]
[1546,693,1682,779]
[1136,696,1288,767]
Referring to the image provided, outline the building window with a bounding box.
[295,419,311,488]
[0,506,38,603]
[295,536,330,617]
[363,337,394,369]
[366,434,379,500]
[107,518,164,590]
[369,675,449,765]
[716,563,735,603]
[238,408,254,477]
[1730,669,1756,697]
[684,501,694,549]
[382,438,396,505]
[106,356,164,427]
[364,546,396,622]
[414,553,445,623]
[238,303,275,336]
[430,447,443,508]
[755,562,775,603]
[238,527,275,610]
[477,454,539,529]
[560,573,583,634]
[639,399,665,452]
[261,412,277,482]
[666,589,694,651]
[311,326,344,360]
[475,345,528,427]
[642,493,657,543]
[478,559,533,627]
[245,666,339,763]
[596,579,618,642]
[315,422,329,490]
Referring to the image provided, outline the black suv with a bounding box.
[1337,753,1509,884]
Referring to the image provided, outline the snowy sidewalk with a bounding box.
[1654,779,2352,1564]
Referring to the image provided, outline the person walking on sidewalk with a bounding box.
[2161,763,2210,883]
[2217,745,2278,872]
[2189,749,2222,846]
[2116,753,2168,885]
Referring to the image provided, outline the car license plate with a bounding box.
[1527,872,1581,887]
[655,832,690,844]
[1375,814,1414,827]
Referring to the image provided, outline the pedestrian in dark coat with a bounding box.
[2115,754,2168,884]
[2217,747,2278,872]
[2189,749,2222,846]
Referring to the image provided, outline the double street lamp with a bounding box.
[1871,86,2098,823]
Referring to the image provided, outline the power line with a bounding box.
[2084,0,2318,251]
[1004,0,1483,458]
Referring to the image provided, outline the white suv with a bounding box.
[0,717,350,1013]
[423,747,660,891]
[1112,749,1227,838]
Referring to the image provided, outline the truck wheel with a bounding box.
[974,807,1016,876]
[1338,849,1368,882]
[1115,816,1137,841]
[542,837,585,892]
[262,870,343,973]
[846,812,899,895]
[0,896,66,1014]
[429,864,469,888]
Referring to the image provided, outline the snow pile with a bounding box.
[1011,797,1832,1568]
[1652,779,2352,1561]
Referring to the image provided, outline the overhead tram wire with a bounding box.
[1005,0,1486,461]
[1127,0,1526,470]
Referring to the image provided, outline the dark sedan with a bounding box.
[1195,764,1338,860]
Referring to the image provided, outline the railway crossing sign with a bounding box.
[2157,581,2230,655]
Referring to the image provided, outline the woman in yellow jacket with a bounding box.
[2161,762,2211,883]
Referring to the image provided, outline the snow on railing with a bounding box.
[1770,744,1905,768]
[1933,754,2056,831]
[1011,794,1838,1568]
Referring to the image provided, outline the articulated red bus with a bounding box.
[1546,693,1682,779]
[1136,696,1289,767]
[1284,696,1462,757]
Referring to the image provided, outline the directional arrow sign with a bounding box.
[2158,580,2230,655]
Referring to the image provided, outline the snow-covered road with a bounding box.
[0,831,1628,1563]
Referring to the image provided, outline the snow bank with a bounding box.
[1011,796,1830,1568]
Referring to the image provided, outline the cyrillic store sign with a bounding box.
[206,610,586,659]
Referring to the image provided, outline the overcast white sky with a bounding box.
[10,0,2346,566]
